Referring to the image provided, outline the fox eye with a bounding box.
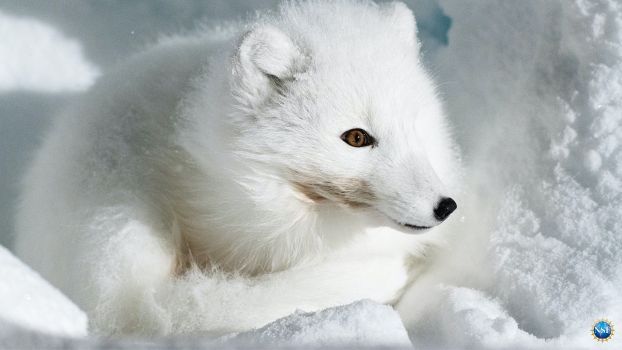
[340,128,376,148]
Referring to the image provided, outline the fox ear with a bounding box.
[380,2,419,51]
[233,25,307,105]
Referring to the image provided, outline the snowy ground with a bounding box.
[398,1,622,349]
[0,0,620,349]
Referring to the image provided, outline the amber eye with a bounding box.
[340,128,376,148]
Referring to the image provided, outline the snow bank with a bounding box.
[231,300,411,347]
[0,245,87,338]
[0,10,99,93]
[399,0,622,348]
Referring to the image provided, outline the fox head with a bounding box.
[229,1,458,232]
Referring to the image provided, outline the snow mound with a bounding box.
[0,245,87,337]
[232,300,412,347]
[420,286,541,349]
[0,10,99,93]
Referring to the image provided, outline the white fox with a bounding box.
[16,0,460,335]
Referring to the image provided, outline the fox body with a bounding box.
[16,1,460,335]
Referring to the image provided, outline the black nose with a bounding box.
[434,197,457,221]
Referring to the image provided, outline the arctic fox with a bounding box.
[15,0,460,335]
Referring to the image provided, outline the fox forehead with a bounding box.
[282,69,424,133]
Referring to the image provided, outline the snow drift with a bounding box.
[0,245,87,337]
[231,300,411,347]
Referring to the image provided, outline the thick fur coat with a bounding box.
[15,0,461,335]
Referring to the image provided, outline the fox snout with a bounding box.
[434,197,457,222]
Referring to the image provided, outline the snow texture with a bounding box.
[231,300,411,347]
[0,245,87,338]
[1,0,622,348]
[399,0,622,349]
[0,10,99,92]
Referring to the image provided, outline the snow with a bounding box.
[1,0,621,348]
[0,245,87,338]
[398,0,622,349]
[0,10,99,93]
[231,300,412,347]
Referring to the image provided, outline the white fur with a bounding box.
[15,0,461,335]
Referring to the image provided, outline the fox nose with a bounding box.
[434,197,457,221]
